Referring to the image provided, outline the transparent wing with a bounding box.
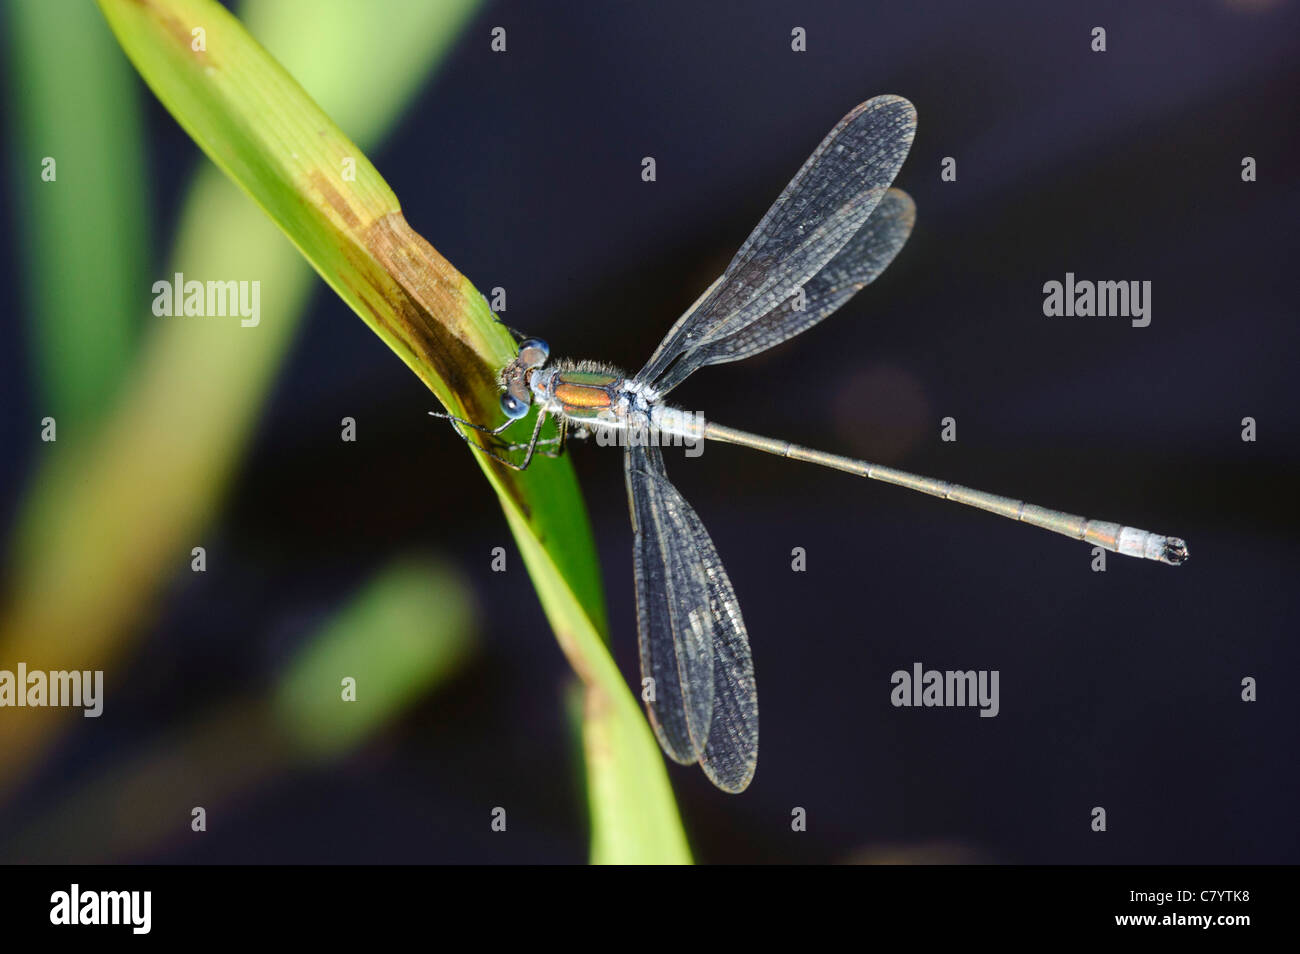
[637,95,917,391]
[692,511,759,793]
[649,187,915,395]
[625,442,715,763]
[625,442,758,792]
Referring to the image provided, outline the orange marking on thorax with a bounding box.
[553,382,613,409]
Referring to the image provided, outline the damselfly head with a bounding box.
[499,338,551,419]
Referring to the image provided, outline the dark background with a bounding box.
[2,0,1297,863]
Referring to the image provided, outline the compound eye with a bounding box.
[500,392,530,419]
[517,338,550,369]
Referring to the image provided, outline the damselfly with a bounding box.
[433,95,1188,793]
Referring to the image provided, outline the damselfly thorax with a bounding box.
[502,347,705,444]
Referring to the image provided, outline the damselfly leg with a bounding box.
[429,407,566,470]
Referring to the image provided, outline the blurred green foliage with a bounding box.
[6,0,147,429]
[274,557,477,761]
[4,557,479,862]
